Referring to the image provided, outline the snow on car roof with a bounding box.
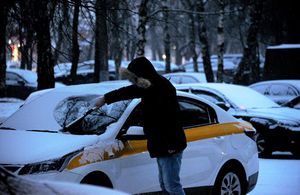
[267,44,300,49]
[250,80,300,90]
[176,83,279,109]
[1,81,130,131]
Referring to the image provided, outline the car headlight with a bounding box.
[19,150,81,175]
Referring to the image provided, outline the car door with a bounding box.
[177,97,225,189]
[269,84,298,104]
[115,96,225,193]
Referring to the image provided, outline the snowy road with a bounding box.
[249,153,300,195]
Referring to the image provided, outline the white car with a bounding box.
[0,81,258,195]
[163,72,207,84]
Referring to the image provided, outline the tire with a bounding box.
[256,132,272,158]
[213,168,245,195]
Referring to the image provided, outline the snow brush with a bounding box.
[61,106,98,134]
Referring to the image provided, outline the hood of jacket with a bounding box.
[120,57,160,88]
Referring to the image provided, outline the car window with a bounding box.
[251,84,268,94]
[269,84,296,96]
[167,75,181,84]
[287,87,297,96]
[54,95,131,135]
[178,98,217,128]
[6,72,23,82]
[191,90,225,104]
[181,76,198,84]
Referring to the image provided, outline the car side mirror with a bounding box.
[216,102,230,111]
[121,126,145,140]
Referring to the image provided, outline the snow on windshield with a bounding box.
[54,95,131,135]
[218,85,280,109]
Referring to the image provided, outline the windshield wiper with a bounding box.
[0,127,16,130]
[26,130,57,133]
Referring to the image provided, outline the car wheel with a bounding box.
[213,168,245,195]
[256,132,271,157]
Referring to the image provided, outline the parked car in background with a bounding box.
[249,80,300,105]
[210,54,243,66]
[163,72,207,84]
[55,60,182,85]
[0,166,128,195]
[0,81,258,195]
[179,59,236,83]
[54,60,117,85]
[3,68,65,100]
[176,83,300,157]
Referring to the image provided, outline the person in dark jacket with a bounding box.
[95,57,187,195]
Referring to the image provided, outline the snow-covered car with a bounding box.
[3,68,65,99]
[0,81,258,195]
[178,59,236,83]
[249,80,300,105]
[0,166,128,195]
[175,83,300,157]
[54,60,117,84]
[163,72,207,84]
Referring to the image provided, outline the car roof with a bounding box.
[250,80,300,89]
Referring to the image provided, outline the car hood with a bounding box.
[0,130,98,164]
[235,107,300,122]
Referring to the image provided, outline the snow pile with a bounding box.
[79,139,124,164]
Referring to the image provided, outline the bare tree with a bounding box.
[216,0,225,83]
[110,0,123,80]
[163,3,171,73]
[181,0,199,72]
[70,0,81,84]
[234,0,264,84]
[32,0,55,89]
[94,0,109,82]
[136,0,149,57]
[196,0,214,82]
[0,1,10,97]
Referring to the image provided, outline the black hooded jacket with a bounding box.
[104,57,187,158]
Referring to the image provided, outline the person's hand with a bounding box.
[95,96,105,108]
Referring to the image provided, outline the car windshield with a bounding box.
[54,95,131,135]
[212,85,280,109]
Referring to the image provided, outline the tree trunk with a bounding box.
[196,0,214,82]
[181,0,198,72]
[94,0,109,82]
[233,0,264,84]
[0,2,8,97]
[136,0,149,57]
[33,0,55,90]
[70,0,80,84]
[163,5,171,73]
[217,0,225,83]
[53,0,69,65]
[111,1,123,80]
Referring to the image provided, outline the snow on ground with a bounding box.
[249,153,300,195]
